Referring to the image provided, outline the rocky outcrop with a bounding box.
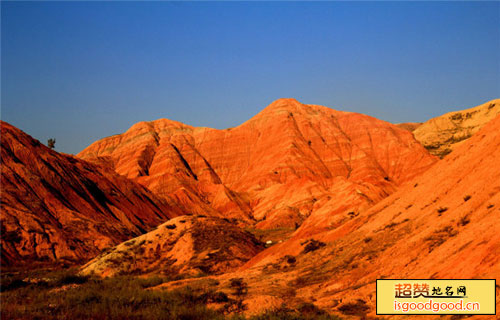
[413,99,500,157]
[78,98,437,230]
[81,215,264,277]
[1,121,182,266]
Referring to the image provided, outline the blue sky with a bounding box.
[2,1,499,154]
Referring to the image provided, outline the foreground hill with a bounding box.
[81,215,264,277]
[413,99,500,157]
[78,98,436,231]
[1,121,182,266]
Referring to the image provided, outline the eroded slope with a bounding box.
[162,113,500,318]
[1,121,182,265]
[81,215,264,277]
[78,98,437,230]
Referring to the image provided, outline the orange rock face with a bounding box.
[78,98,436,230]
[227,113,500,317]
[1,121,182,266]
[395,122,422,132]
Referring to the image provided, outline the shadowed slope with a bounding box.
[1,121,182,266]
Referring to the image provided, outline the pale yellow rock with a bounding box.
[413,99,500,157]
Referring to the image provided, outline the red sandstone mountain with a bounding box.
[1,121,182,266]
[78,98,436,232]
[194,113,500,317]
[3,98,498,318]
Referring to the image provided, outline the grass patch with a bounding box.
[249,304,341,320]
[1,272,220,319]
[1,268,340,319]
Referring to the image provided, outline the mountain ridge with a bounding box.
[0,121,182,266]
[78,98,437,231]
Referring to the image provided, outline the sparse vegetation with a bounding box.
[301,239,326,254]
[381,218,409,230]
[3,269,225,319]
[450,113,463,121]
[424,144,439,150]
[347,211,358,218]
[463,195,471,202]
[285,255,296,264]
[249,304,341,320]
[1,268,340,319]
[424,225,458,252]
[384,221,398,229]
[436,148,452,158]
[226,278,248,313]
[248,304,340,320]
[337,299,369,316]
[436,206,448,214]
[458,215,470,227]
[124,240,136,246]
[47,138,56,149]
[445,133,472,144]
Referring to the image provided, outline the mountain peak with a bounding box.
[77,99,436,230]
[259,98,323,115]
[266,97,302,109]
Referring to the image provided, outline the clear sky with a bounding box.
[2,1,499,154]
